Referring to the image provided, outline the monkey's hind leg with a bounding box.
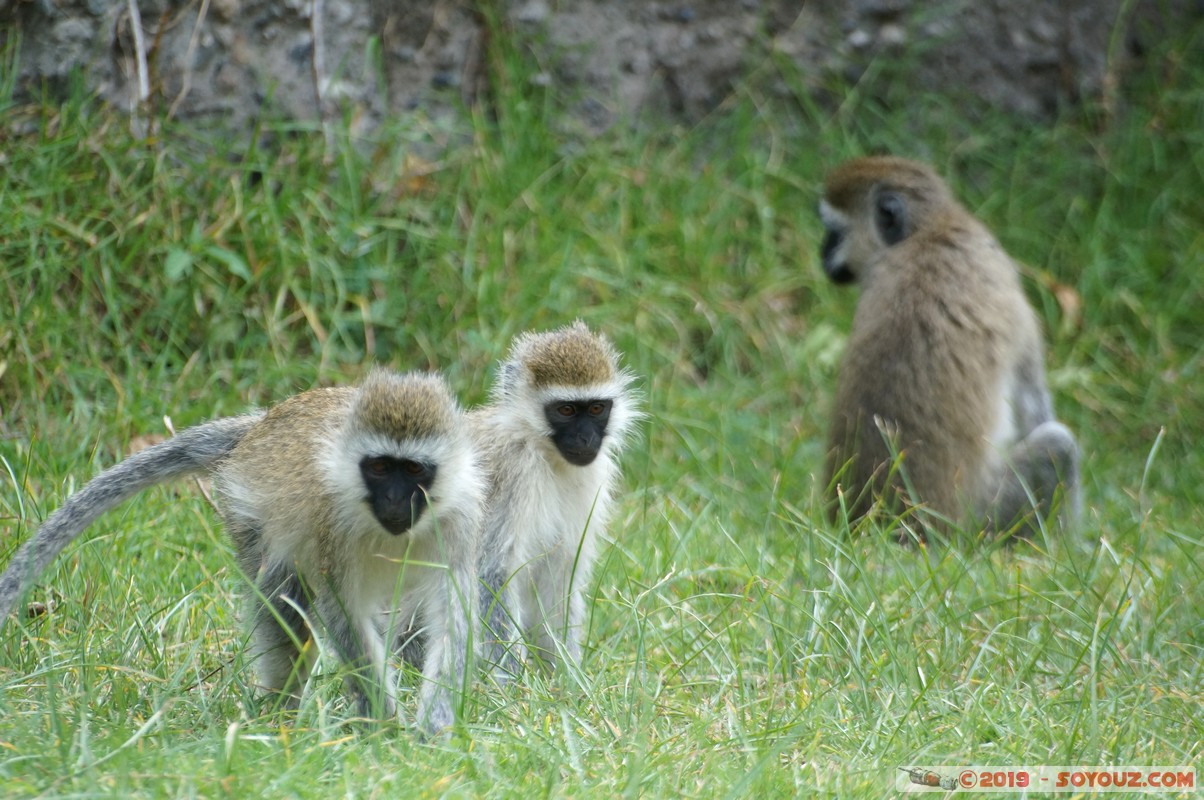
[984,421,1082,537]
[248,563,315,709]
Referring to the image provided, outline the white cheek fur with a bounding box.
[819,199,849,230]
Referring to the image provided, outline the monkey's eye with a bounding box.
[557,404,577,418]
[588,402,606,416]
[363,458,390,477]
[401,460,426,476]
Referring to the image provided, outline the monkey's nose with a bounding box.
[825,262,856,284]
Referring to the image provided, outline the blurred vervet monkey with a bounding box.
[472,322,639,678]
[0,369,483,733]
[819,155,1081,537]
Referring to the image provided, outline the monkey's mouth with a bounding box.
[560,447,601,467]
[377,516,413,536]
[367,491,430,535]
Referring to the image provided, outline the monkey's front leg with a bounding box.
[415,564,476,735]
[315,592,398,721]
[479,565,526,682]
[524,556,583,670]
[562,584,587,668]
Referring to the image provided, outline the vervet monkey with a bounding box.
[819,155,1081,537]
[472,322,639,678]
[0,369,483,733]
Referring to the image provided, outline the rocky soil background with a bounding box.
[0,0,1199,137]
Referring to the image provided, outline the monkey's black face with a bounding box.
[359,456,438,535]
[544,399,612,466]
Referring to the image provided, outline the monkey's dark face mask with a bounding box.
[819,190,911,285]
[544,399,613,466]
[359,456,438,535]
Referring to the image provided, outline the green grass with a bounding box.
[1,19,1202,799]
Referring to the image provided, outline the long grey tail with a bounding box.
[0,413,264,624]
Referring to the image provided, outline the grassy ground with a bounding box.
[1,19,1202,800]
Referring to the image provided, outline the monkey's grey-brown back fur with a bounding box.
[0,413,263,621]
[820,155,1080,536]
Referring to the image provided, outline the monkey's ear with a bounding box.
[874,191,908,246]
[498,361,522,395]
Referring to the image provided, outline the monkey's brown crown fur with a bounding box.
[514,321,617,389]
[353,370,457,438]
[822,156,952,210]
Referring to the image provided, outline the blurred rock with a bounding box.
[0,0,1197,137]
